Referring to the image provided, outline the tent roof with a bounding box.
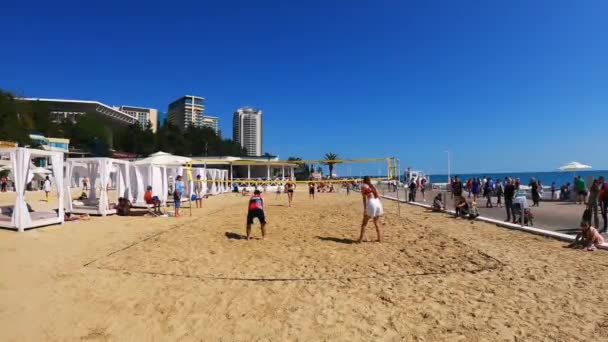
[133,151,191,166]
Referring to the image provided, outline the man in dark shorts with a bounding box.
[452,176,463,217]
[246,190,267,240]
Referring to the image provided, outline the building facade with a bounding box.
[18,98,138,147]
[118,105,158,132]
[200,116,219,134]
[233,107,262,156]
[166,95,219,134]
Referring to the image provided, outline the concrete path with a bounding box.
[378,186,607,237]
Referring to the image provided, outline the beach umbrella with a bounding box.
[557,161,592,172]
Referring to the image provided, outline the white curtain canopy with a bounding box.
[133,151,191,166]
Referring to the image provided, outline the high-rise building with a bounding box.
[200,115,219,134]
[167,95,219,133]
[118,105,158,132]
[233,107,262,156]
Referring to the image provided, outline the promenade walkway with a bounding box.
[379,186,604,237]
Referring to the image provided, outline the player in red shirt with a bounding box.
[246,190,267,240]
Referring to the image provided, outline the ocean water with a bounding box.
[429,170,608,186]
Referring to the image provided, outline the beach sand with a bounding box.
[1,189,608,341]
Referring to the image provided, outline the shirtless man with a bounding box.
[358,176,383,243]
[285,179,296,207]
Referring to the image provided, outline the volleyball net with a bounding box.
[184,157,398,185]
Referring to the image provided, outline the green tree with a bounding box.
[287,156,311,180]
[323,153,340,179]
[0,90,30,145]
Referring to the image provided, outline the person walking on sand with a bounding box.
[194,174,204,208]
[551,181,556,200]
[173,175,184,217]
[308,181,315,200]
[246,190,267,240]
[357,176,383,243]
[285,179,296,207]
[346,182,351,196]
[452,176,464,217]
[82,176,88,191]
[43,176,52,202]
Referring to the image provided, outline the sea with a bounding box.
[428,170,608,186]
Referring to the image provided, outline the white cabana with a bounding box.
[134,151,191,167]
[130,164,168,206]
[65,158,131,216]
[0,148,64,232]
[131,152,191,206]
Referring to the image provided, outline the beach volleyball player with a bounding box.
[285,179,296,207]
[357,176,384,243]
[246,190,267,240]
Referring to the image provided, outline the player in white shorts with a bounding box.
[357,176,384,243]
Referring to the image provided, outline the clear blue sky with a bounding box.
[2,0,607,174]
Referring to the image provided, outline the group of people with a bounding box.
[245,176,384,243]
[450,176,532,224]
[406,178,427,202]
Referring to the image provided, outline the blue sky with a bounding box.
[2,0,607,174]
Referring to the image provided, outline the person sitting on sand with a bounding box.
[456,198,479,219]
[568,221,605,251]
[357,176,383,243]
[77,192,88,200]
[432,194,444,212]
[64,212,90,222]
[116,197,132,216]
[246,190,267,240]
[144,185,162,214]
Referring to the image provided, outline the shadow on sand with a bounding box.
[225,232,248,240]
[316,236,357,244]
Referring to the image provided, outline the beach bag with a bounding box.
[173,189,181,202]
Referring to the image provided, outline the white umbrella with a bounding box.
[133,151,191,166]
[558,161,592,172]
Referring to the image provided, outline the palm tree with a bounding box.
[323,153,339,179]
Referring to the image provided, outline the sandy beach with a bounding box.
[1,189,608,341]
